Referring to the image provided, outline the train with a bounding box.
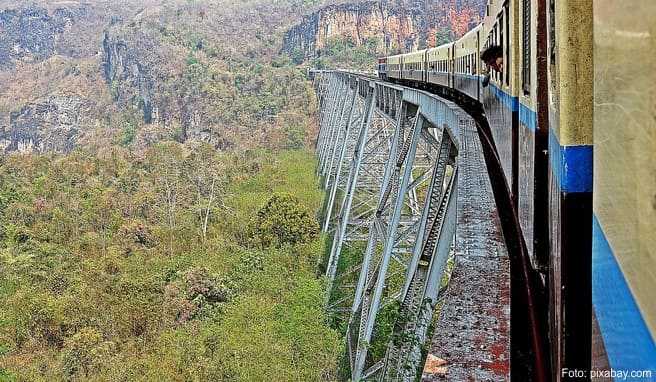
[377,0,655,380]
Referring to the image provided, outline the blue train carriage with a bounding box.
[425,42,453,88]
[546,0,595,379]
[480,0,517,202]
[401,49,427,83]
[453,24,483,101]
[590,0,656,377]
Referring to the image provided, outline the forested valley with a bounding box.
[0,0,483,380]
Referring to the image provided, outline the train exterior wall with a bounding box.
[426,43,451,88]
[481,84,515,193]
[453,75,480,100]
[517,0,544,271]
[592,0,656,374]
[427,72,449,87]
[547,0,594,379]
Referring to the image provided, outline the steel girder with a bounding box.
[312,70,468,381]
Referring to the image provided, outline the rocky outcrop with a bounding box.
[0,96,96,153]
[283,1,420,59]
[283,0,486,59]
[0,6,93,69]
[102,32,157,124]
[101,29,231,149]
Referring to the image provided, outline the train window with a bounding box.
[522,0,531,94]
[505,1,510,86]
[493,24,498,81]
[500,13,504,83]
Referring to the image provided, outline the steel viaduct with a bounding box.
[312,70,517,381]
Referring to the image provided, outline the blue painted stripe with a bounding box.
[489,83,518,112]
[519,103,537,131]
[548,129,593,193]
[593,216,656,374]
[454,73,480,80]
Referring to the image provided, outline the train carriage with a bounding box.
[453,25,483,101]
[590,0,656,376]
[374,0,655,379]
[425,42,453,88]
[387,54,402,81]
[377,57,388,80]
[400,49,427,83]
[516,0,550,278]
[545,0,595,378]
[480,0,518,205]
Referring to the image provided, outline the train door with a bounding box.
[424,50,428,83]
[450,45,455,88]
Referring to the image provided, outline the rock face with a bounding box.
[283,1,420,59]
[0,96,96,153]
[101,30,215,146]
[100,25,236,150]
[0,6,93,69]
[282,0,486,59]
[102,31,158,125]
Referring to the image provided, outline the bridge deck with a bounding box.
[422,119,511,381]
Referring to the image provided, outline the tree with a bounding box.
[250,194,319,248]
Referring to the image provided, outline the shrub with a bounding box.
[250,194,319,248]
[117,219,156,253]
[163,267,232,324]
[61,328,114,379]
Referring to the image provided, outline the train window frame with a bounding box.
[522,0,531,94]
[504,1,510,86]
[494,23,499,81]
[499,12,504,84]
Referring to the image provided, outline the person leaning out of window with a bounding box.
[480,45,503,87]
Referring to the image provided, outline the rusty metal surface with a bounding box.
[422,120,510,381]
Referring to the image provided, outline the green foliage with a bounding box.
[316,36,381,71]
[251,194,319,248]
[290,47,306,65]
[0,147,337,380]
[61,328,114,379]
[285,123,306,149]
[0,368,16,382]
[368,300,401,361]
[435,28,453,46]
[120,122,137,147]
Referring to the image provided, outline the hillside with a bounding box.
[1,1,343,381]
[0,0,487,380]
[0,0,324,154]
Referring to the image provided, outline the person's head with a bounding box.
[481,45,503,72]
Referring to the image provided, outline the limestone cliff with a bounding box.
[0,6,96,69]
[283,0,486,60]
[283,2,420,59]
[0,96,98,153]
